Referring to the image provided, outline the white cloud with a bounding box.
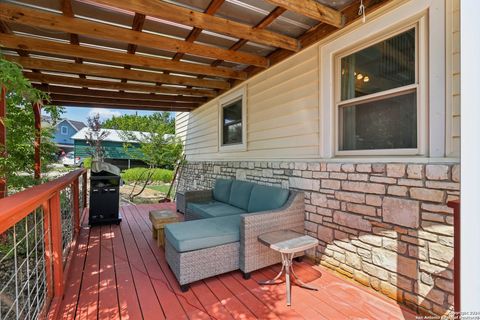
[88,108,121,121]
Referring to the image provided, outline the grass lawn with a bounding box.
[147,184,171,194]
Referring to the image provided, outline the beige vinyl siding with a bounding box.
[449,0,461,156]
[176,46,319,160]
[176,0,460,160]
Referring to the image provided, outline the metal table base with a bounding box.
[258,252,318,306]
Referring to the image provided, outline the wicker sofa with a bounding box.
[165,179,305,291]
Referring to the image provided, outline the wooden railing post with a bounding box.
[42,201,53,301]
[49,192,64,297]
[448,199,460,313]
[0,85,7,199]
[33,101,41,181]
[72,178,80,234]
[82,171,87,209]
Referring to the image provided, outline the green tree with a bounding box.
[102,112,181,169]
[0,55,63,193]
[103,113,182,201]
[102,112,175,133]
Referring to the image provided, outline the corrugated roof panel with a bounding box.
[8,23,71,42]
[142,18,192,40]
[73,0,134,28]
[5,0,61,13]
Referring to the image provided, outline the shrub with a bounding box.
[121,168,173,183]
[82,157,92,169]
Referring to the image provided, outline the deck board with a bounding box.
[55,203,419,320]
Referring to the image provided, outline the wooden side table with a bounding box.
[149,210,178,247]
[258,230,319,306]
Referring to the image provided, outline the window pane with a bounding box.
[341,28,416,101]
[339,91,417,151]
[222,99,242,145]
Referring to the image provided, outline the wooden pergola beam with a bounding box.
[60,0,87,83]
[6,56,230,90]
[0,3,268,68]
[0,34,247,80]
[50,100,194,112]
[94,0,300,52]
[50,94,198,109]
[33,85,207,103]
[32,102,41,180]
[25,73,217,97]
[243,0,390,79]
[265,0,345,28]
[172,0,225,63]
[0,86,6,198]
[209,7,287,70]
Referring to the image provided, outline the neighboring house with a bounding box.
[53,119,87,153]
[71,128,146,169]
[176,0,459,316]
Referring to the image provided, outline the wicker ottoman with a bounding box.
[149,210,178,247]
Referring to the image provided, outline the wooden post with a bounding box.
[42,200,53,301]
[448,199,460,313]
[82,171,87,209]
[72,179,80,234]
[49,192,64,297]
[0,85,6,198]
[33,101,42,181]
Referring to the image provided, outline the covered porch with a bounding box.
[55,203,417,320]
[0,0,478,319]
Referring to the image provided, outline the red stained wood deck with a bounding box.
[56,203,418,320]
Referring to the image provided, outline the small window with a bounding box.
[337,27,419,153]
[222,100,242,145]
[61,126,68,135]
[219,88,246,152]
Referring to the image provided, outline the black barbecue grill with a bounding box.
[89,162,122,225]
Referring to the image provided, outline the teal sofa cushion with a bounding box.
[213,179,233,203]
[187,201,246,219]
[247,184,290,212]
[228,180,254,210]
[165,215,241,252]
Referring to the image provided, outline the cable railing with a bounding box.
[0,169,87,320]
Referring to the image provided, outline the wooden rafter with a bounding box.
[0,34,247,80]
[209,7,287,70]
[121,12,146,88]
[50,95,198,109]
[33,85,207,103]
[24,73,217,97]
[50,100,194,112]
[60,0,86,83]
[93,0,300,52]
[0,3,268,68]
[6,56,230,90]
[265,0,345,28]
[172,0,225,63]
[242,0,390,79]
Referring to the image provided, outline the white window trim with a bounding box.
[320,0,445,158]
[218,87,247,152]
[334,22,425,156]
[61,125,68,135]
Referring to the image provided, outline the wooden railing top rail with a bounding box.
[0,169,85,234]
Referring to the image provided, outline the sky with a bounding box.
[43,106,161,123]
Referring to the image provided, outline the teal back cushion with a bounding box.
[228,180,254,210]
[247,184,290,212]
[213,179,233,203]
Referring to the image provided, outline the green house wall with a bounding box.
[74,140,144,160]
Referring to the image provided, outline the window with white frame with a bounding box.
[61,125,68,135]
[218,88,246,151]
[336,26,420,153]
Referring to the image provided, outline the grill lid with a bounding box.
[91,161,121,176]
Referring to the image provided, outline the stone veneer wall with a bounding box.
[176,161,460,316]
